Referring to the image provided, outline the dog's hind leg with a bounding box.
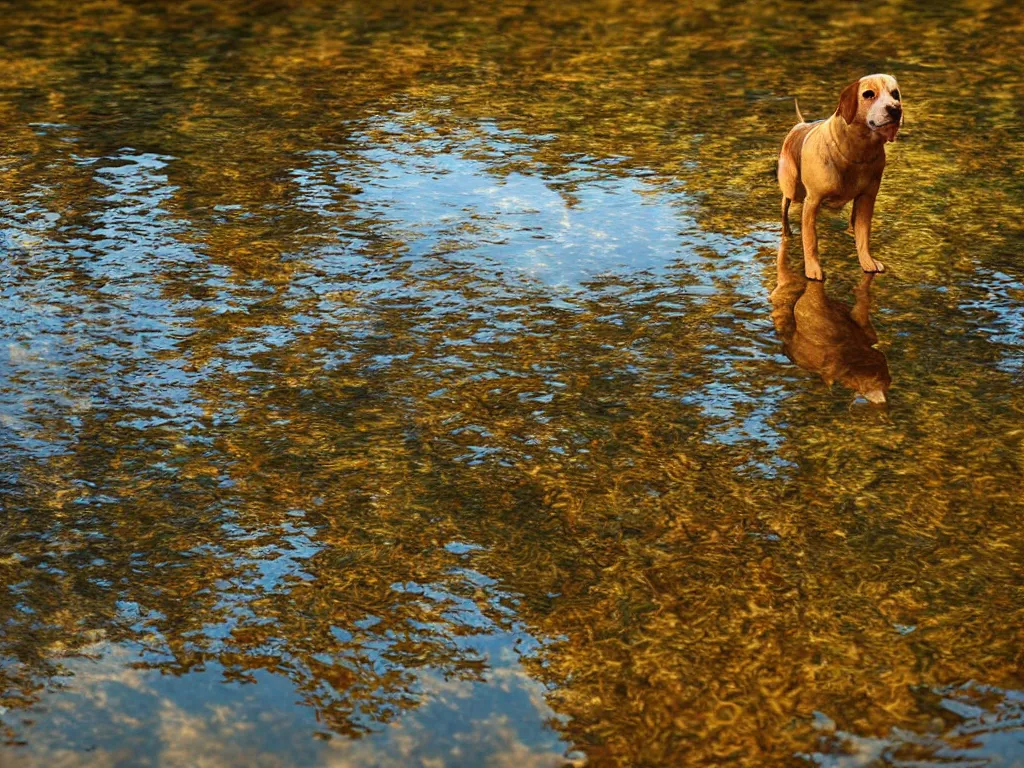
[781,196,793,236]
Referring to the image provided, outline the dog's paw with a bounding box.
[804,261,825,281]
[861,259,886,274]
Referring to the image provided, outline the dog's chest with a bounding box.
[821,158,882,205]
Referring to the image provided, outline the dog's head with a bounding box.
[836,74,903,142]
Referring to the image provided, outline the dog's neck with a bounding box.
[827,116,885,165]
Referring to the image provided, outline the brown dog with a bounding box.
[777,74,903,280]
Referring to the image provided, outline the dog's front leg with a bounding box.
[801,195,823,280]
[853,188,885,273]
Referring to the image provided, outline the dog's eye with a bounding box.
[862,89,876,99]
[891,89,900,101]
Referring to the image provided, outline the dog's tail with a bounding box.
[794,98,805,123]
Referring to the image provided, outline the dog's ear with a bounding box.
[836,81,860,124]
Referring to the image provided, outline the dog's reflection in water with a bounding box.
[770,236,891,404]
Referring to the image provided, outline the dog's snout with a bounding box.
[885,104,902,120]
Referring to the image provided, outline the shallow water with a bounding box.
[1,0,1023,766]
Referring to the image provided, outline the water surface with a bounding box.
[1,0,1023,766]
